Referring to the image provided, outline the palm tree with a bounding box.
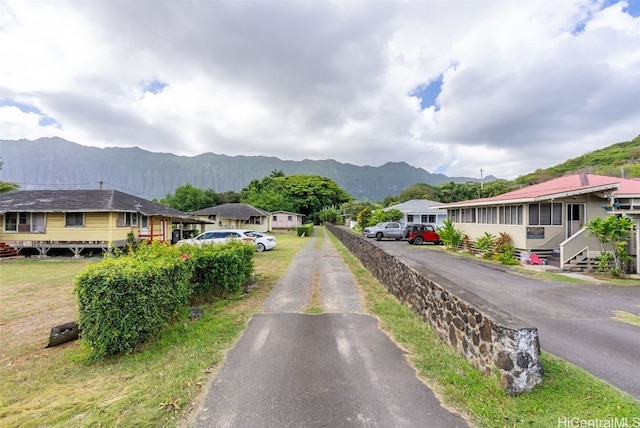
[0,159,19,193]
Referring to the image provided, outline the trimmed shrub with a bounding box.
[75,241,254,359]
[296,224,314,237]
[75,244,192,359]
[181,241,254,298]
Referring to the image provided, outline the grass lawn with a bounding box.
[1,228,639,427]
[0,231,306,427]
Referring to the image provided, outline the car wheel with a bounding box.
[414,236,424,245]
[408,240,414,245]
[375,232,383,241]
[256,243,265,252]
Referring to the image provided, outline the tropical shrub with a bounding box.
[476,232,495,259]
[586,215,634,277]
[438,220,463,250]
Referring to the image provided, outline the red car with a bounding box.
[404,223,442,245]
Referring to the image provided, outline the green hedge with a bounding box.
[74,241,254,360]
[181,241,254,297]
[296,224,314,237]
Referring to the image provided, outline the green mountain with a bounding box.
[514,135,640,186]
[0,137,486,201]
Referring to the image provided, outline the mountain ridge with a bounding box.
[0,137,490,201]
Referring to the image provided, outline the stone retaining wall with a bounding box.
[326,224,543,395]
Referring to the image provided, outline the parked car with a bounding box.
[363,222,405,240]
[404,223,441,245]
[177,229,255,246]
[252,232,276,252]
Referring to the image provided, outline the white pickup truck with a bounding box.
[362,222,405,241]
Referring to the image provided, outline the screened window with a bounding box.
[421,214,436,223]
[248,216,263,225]
[4,212,46,232]
[117,212,138,227]
[65,212,85,227]
[461,208,476,223]
[529,203,562,226]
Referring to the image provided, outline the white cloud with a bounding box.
[1,0,638,181]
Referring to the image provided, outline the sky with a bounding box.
[1,0,639,181]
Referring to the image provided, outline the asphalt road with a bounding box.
[187,229,469,428]
[372,239,640,399]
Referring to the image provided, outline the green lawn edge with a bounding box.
[326,229,640,428]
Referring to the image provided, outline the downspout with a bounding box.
[636,217,639,275]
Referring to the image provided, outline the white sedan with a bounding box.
[252,232,276,252]
[177,229,255,246]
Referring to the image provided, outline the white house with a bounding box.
[384,199,448,227]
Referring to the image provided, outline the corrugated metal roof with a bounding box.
[385,199,446,212]
[192,203,270,220]
[438,174,640,208]
[0,189,199,221]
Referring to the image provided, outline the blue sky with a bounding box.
[1,0,639,180]
[410,75,444,111]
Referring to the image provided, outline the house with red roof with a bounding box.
[436,173,640,273]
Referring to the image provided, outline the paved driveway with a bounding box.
[187,230,469,427]
[371,240,640,399]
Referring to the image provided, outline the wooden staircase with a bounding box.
[0,242,20,258]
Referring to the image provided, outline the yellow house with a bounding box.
[0,189,207,257]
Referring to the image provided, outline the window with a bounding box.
[141,215,149,229]
[65,212,85,227]
[529,203,562,226]
[32,213,45,232]
[498,205,523,225]
[478,207,498,224]
[272,216,278,221]
[117,212,138,227]
[287,215,292,221]
[4,212,18,231]
[420,215,436,223]
[208,215,217,221]
[461,208,476,223]
[407,215,414,223]
[4,212,47,232]
[248,216,263,225]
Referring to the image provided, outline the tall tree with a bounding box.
[240,177,297,213]
[397,183,438,202]
[160,183,219,212]
[240,174,351,222]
